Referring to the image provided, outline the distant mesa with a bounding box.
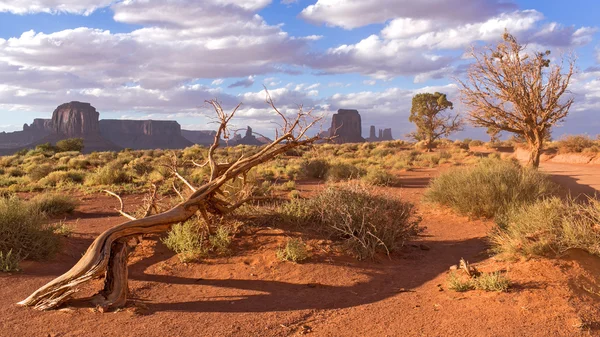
[0,101,278,155]
[0,103,389,153]
[329,109,365,144]
[366,125,394,142]
[230,126,271,146]
[181,130,217,146]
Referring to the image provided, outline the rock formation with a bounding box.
[366,125,394,142]
[52,102,101,138]
[23,119,53,133]
[99,120,193,150]
[0,119,53,150]
[181,130,217,146]
[381,128,393,141]
[329,109,364,143]
[233,126,267,146]
[0,101,273,154]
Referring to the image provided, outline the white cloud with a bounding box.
[211,79,224,86]
[300,0,517,29]
[308,10,596,80]
[0,0,113,15]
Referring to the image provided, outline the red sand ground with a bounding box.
[1,164,600,337]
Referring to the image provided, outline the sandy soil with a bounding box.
[1,166,599,337]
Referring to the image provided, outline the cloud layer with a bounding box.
[0,0,598,138]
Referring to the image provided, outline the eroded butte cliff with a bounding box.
[100,120,193,150]
[366,125,394,142]
[52,102,101,138]
[181,130,218,146]
[329,109,364,143]
[0,119,53,149]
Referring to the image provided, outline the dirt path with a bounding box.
[0,168,597,336]
[540,162,600,198]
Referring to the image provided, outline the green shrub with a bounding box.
[35,142,57,153]
[162,219,207,262]
[556,135,596,154]
[68,158,90,170]
[300,159,330,179]
[56,138,84,152]
[447,272,474,292]
[469,140,484,147]
[30,194,78,216]
[0,249,23,272]
[491,197,600,258]
[86,162,131,185]
[7,167,25,177]
[0,197,59,260]
[447,271,510,292]
[278,183,419,259]
[39,170,85,187]
[276,238,309,263]
[27,164,54,181]
[362,167,397,186]
[426,158,556,219]
[326,162,364,182]
[209,225,232,255]
[474,272,511,292]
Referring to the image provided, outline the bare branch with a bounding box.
[103,190,137,221]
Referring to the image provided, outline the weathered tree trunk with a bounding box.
[527,140,542,168]
[18,96,322,311]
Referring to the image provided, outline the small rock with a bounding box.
[299,325,312,334]
[419,244,430,251]
[449,265,458,271]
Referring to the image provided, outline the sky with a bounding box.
[0,0,599,140]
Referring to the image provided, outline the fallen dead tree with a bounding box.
[18,94,323,311]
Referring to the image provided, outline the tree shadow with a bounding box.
[125,237,491,314]
[400,177,432,189]
[546,172,599,201]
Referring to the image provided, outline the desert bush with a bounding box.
[469,140,484,147]
[68,158,90,170]
[0,249,23,272]
[209,225,232,255]
[7,167,25,177]
[56,138,84,152]
[426,158,556,219]
[491,197,600,258]
[362,167,397,186]
[53,222,74,237]
[35,142,57,153]
[279,183,419,259]
[30,194,78,216]
[474,272,511,292]
[27,164,54,181]
[326,162,364,182]
[86,161,131,186]
[129,159,154,176]
[0,197,59,260]
[299,159,330,179]
[447,271,510,292]
[39,170,85,187]
[276,238,309,263]
[556,135,596,154]
[162,219,207,262]
[447,272,474,292]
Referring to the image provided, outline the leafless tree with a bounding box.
[18,92,323,311]
[457,31,575,167]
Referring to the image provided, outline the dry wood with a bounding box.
[18,93,323,311]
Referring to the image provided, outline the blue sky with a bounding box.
[0,0,599,139]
